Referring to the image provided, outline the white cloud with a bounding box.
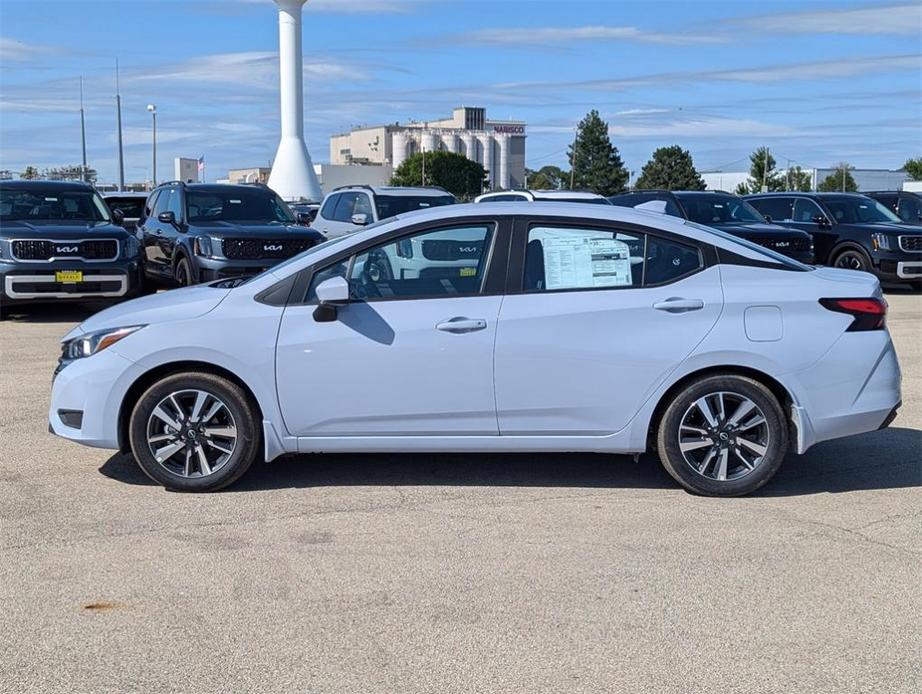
[453,24,724,47]
[234,0,421,12]
[734,3,922,35]
[0,37,60,63]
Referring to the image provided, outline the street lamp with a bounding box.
[147,103,157,188]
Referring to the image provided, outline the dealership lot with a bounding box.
[1,292,920,693]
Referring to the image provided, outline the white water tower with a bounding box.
[267,0,323,202]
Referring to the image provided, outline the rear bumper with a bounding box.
[1,260,141,303]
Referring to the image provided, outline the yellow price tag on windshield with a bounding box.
[460,267,476,277]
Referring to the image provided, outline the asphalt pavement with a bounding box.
[1,291,920,693]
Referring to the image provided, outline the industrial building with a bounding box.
[701,167,909,193]
[330,106,527,190]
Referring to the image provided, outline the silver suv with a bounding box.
[313,185,455,238]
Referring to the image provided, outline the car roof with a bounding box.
[0,180,95,191]
[334,186,452,197]
[102,191,148,198]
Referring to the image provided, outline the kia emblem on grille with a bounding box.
[459,246,477,252]
[775,241,789,247]
[264,244,283,252]
[56,245,79,254]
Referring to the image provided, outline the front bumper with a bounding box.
[49,346,145,450]
[193,256,297,283]
[1,259,141,304]
[872,250,922,283]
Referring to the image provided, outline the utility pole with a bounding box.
[569,127,578,190]
[79,77,87,182]
[761,147,769,193]
[116,58,125,191]
[786,158,791,191]
[147,104,157,188]
[421,143,426,186]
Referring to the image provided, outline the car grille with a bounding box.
[11,238,119,261]
[755,237,812,253]
[221,238,315,260]
[899,236,922,252]
[421,239,484,261]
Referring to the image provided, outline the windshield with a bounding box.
[374,194,455,220]
[187,190,295,223]
[105,196,146,218]
[679,194,765,224]
[823,197,901,224]
[0,188,112,222]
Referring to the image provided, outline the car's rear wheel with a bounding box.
[832,247,872,273]
[128,372,260,492]
[656,374,788,496]
[174,255,193,287]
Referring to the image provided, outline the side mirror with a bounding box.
[296,212,312,226]
[351,213,369,226]
[812,215,830,226]
[312,276,350,322]
[762,214,772,223]
[111,208,125,226]
[158,211,176,225]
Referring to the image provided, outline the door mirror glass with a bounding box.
[158,211,175,224]
[351,213,369,226]
[315,276,350,304]
[812,215,830,226]
[296,212,312,225]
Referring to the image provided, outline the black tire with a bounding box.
[656,374,788,497]
[174,255,193,287]
[832,247,872,273]
[128,372,261,492]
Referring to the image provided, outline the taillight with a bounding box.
[819,297,887,331]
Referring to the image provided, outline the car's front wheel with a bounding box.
[832,247,872,273]
[656,374,788,496]
[174,255,193,287]
[128,372,261,492]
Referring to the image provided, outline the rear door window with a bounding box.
[523,225,702,292]
[749,197,793,222]
[319,193,339,220]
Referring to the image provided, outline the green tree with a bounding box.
[817,163,858,192]
[634,145,705,191]
[783,165,813,192]
[902,157,922,181]
[391,150,486,199]
[736,147,785,194]
[526,165,567,190]
[20,166,40,180]
[568,110,629,196]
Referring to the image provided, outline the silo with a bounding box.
[391,131,409,169]
[442,132,460,154]
[461,133,477,162]
[421,130,439,154]
[496,132,511,190]
[477,133,494,190]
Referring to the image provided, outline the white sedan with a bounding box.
[49,202,901,496]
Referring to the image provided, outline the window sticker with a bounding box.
[542,234,632,290]
[44,197,59,202]
[229,199,242,204]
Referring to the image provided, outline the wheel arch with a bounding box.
[829,240,871,262]
[647,365,795,448]
[117,360,263,453]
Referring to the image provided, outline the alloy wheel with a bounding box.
[834,251,867,271]
[678,391,770,482]
[145,389,237,478]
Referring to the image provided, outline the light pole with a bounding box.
[147,103,157,188]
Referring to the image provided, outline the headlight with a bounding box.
[870,233,892,251]
[122,235,140,259]
[0,240,13,263]
[62,325,145,360]
[194,236,220,258]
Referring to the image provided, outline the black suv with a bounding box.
[863,190,922,225]
[0,180,143,317]
[745,192,922,285]
[140,182,326,286]
[609,190,814,263]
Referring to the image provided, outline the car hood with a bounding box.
[709,222,810,238]
[191,221,324,238]
[838,222,918,234]
[0,220,132,239]
[62,284,232,340]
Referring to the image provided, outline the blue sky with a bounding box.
[0,0,919,184]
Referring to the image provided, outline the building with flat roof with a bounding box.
[701,167,909,193]
[330,106,526,191]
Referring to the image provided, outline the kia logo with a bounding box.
[56,245,79,254]
[775,241,789,247]
[459,246,477,253]
[264,244,283,252]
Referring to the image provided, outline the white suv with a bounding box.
[313,185,456,238]
[474,189,612,204]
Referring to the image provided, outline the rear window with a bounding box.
[105,197,146,218]
[374,194,455,220]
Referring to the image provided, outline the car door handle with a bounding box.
[653,297,705,313]
[436,317,487,333]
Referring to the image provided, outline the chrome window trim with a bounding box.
[8,237,121,263]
